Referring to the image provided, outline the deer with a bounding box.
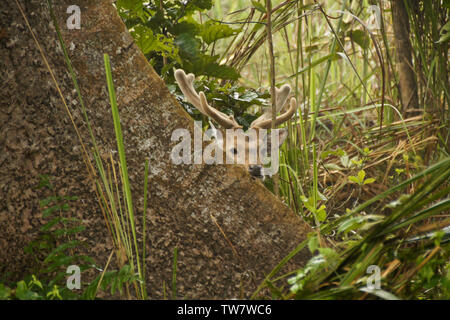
[174,69,298,178]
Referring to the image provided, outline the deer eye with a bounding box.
[230,147,238,155]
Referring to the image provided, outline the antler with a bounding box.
[250,84,296,129]
[174,69,242,129]
[251,97,298,129]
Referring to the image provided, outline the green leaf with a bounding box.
[175,33,200,58]
[321,149,345,159]
[316,205,327,222]
[340,154,350,168]
[37,175,53,190]
[45,255,79,274]
[363,147,371,155]
[363,178,376,185]
[29,275,43,290]
[42,205,61,218]
[15,281,40,300]
[348,30,370,49]
[46,285,63,300]
[44,240,80,264]
[0,284,11,299]
[184,54,240,80]
[133,26,160,55]
[53,225,85,237]
[251,22,265,33]
[300,196,316,213]
[338,217,361,234]
[437,21,450,44]
[349,176,360,184]
[200,22,239,45]
[204,63,240,80]
[235,91,258,103]
[40,217,61,232]
[117,0,143,14]
[338,215,384,234]
[39,196,58,207]
[252,0,267,13]
[189,0,213,10]
[317,247,339,261]
[131,25,181,63]
[351,158,363,166]
[131,25,155,55]
[308,235,319,253]
[324,163,343,171]
[171,20,200,37]
[357,170,366,182]
[317,191,328,202]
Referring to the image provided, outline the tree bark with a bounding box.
[0,0,311,298]
[391,0,420,117]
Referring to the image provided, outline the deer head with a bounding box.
[174,69,297,177]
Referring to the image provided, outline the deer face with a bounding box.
[175,69,296,177]
[211,127,289,177]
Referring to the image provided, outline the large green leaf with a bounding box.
[188,0,213,10]
[131,25,179,63]
[174,33,201,58]
[171,20,200,37]
[15,281,40,300]
[200,22,239,45]
[183,53,240,80]
[0,284,11,299]
[348,30,370,49]
[117,0,144,14]
[251,0,267,13]
[131,25,157,54]
[204,63,240,80]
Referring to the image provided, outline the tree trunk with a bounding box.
[391,0,420,117]
[0,0,311,298]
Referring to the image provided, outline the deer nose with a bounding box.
[249,165,263,178]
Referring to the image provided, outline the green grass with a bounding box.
[46,1,150,299]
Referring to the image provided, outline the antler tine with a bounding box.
[251,97,297,129]
[199,92,242,129]
[251,84,291,128]
[175,69,241,129]
[174,69,203,113]
[275,84,291,112]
